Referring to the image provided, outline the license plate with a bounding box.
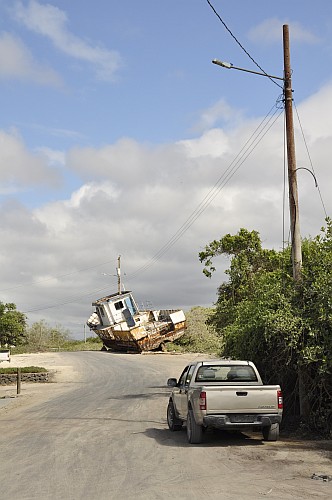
[230,415,255,423]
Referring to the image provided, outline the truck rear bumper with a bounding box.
[203,414,282,429]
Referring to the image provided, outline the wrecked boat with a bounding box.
[86,290,186,353]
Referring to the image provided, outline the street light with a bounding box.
[212,59,284,81]
[212,25,302,282]
[212,59,233,69]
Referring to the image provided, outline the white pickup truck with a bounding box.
[0,349,10,363]
[167,359,283,444]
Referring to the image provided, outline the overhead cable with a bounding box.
[293,101,328,218]
[22,280,118,314]
[206,0,283,89]
[127,103,284,280]
[20,100,284,313]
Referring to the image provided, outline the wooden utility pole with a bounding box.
[283,24,302,281]
[117,255,121,294]
[283,25,309,419]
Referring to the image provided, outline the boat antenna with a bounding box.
[117,255,121,294]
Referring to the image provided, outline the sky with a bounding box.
[1,0,332,340]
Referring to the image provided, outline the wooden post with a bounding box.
[283,25,310,420]
[17,368,21,395]
[283,24,302,280]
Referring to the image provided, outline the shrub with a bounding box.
[0,366,47,374]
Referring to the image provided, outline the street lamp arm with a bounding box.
[212,59,284,81]
[295,167,318,187]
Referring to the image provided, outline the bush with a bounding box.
[61,339,103,351]
[170,306,221,354]
[0,366,47,374]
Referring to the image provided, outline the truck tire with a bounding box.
[262,423,279,441]
[187,409,203,444]
[167,401,182,431]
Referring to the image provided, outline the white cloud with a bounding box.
[0,128,62,188]
[0,31,62,85]
[67,139,154,184]
[295,82,332,141]
[34,181,120,231]
[1,84,332,337]
[32,125,84,140]
[179,129,230,159]
[13,0,123,81]
[248,18,320,45]
[192,99,242,133]
[35,147,65,167]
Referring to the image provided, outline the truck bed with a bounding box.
[200,384,281,413]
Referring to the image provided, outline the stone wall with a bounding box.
[0,372,50,385]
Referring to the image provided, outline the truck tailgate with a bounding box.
[204,385,280,413]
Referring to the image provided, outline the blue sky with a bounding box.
[1,0,332,338]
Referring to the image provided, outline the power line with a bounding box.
[4,102,282,298]
[19,100,283,314]
[206,0,283,90]
[0,260,118,293]
[293,101,328,218]
[2,4,285,299]
[22,280,118,314]
[127,101,283,280]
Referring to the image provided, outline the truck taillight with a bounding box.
[277,390,283,409]
[199,391,207,410]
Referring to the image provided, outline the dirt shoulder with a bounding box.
[0,352,79,412]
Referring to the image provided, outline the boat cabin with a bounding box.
[93,291,139,327]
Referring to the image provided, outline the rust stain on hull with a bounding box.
[93,321,186,353]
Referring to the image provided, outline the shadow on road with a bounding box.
[107,391,167,400]
[144,426,266,448]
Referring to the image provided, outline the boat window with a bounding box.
[195,365,258,382]
[125,296,137,315]
[114,300,124,311]
[97,307,105,317]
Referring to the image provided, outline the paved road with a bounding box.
[0,351,331,499]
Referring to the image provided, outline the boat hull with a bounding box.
[92,320,186,353]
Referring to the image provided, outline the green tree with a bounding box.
[200,224,332,435]
[176,306,221,353]
[0,302,27,346]
[26,320,70,350]
[293,223,332,429]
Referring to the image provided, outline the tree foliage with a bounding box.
[0,302,27,346]
[200,223,332,435]
[25,320,70,351]
[176,306,221,353]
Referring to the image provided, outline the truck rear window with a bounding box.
[195,365,258,383]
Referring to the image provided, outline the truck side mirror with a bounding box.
[167,378,178,387]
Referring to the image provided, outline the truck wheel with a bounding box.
[167,401,182,431]
[187,409,203,444]
[262,423,279,441]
